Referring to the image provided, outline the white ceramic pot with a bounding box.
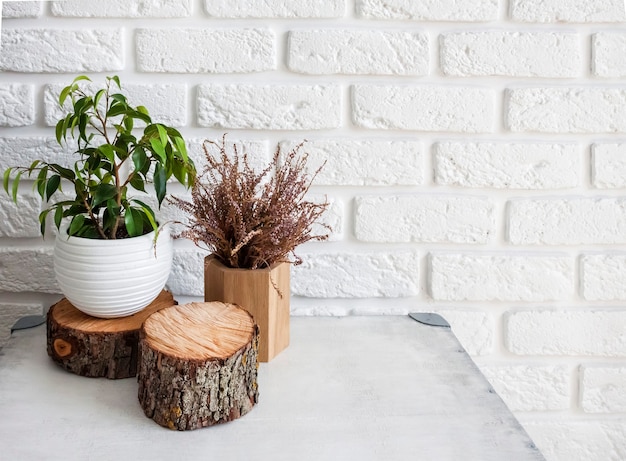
[54,223,173,318]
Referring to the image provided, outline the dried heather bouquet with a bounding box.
[169,137,330,269]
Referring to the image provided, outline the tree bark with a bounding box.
[138,301,259,430]
[46,290,176,379]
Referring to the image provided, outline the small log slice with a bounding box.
[138,302,259,431]
[46,290,176,379]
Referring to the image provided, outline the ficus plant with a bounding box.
[3,75,196,239]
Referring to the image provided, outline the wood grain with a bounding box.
[46,290,175,379]
[138,302,259,430]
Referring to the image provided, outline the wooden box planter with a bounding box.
[204,255,289,362]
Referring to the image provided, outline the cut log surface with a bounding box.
[138,302,259,431]
[46,290,176,379]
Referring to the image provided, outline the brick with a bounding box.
[352,85,495,133]
[522,421,626,461]
[440,32,580,78]
[0,137,72,172]
[357,0,497,21]
[291,251,419,298]
[0,247,57,293]
[510,0,626,23]
[505,310,626,356]
[0,193,42,238]
[198,84,341,130]
[355,195,493,243]
[136,29,275,73]
[204,0,344,18]
[44,83,188,127]
[167,248,205,297]
[435,141,581,189]
[288,30,428,75]
[480,365,570,411]
[508,198,626,245]
[279,139,423,186]
[506,87,626,133]
[592,143,626,188]
[0,303,43,349]
[2,1,42,18]
[430,253,574,301]
[51,0,192,17]
[593,33,626,77]
[0,85,34,127]
[0,29,123,73]
[581,254,626,301]
[432,310,494,356]
[581,365,626,413]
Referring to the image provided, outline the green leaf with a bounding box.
[132,147,149,174]
[129,109,151,125]
[93,89,106,108]
[149,138,166,163]
[156,124,168,146]
[50,164,75,181]
[45,175,61,201]
[107,104,128,118]
[124,207,144,237]
[92,183,118,207]
[58,86,72,107]
[133,199,157,231]
[111,93,127,104]
[174,136,189,162]
[3,168,11,195]
[11,171,22,203]
[110,75,121,89]
[153,163,166,205]
[123,116,133,132]
[54,204,64,230]
[39,209,51,236]
[99,145,115,164]
[68,214,85,236]
[129,175,146,192]
[55,119,65,144]
[35,166,48,199]
[78,113,89,142]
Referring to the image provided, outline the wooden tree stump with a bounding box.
[138,302,259,431]
[46,290,176,379]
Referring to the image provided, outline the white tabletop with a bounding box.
[0,315,544,461]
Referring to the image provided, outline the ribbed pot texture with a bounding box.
[53,224,173,318]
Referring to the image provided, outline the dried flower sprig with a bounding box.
[169,136,330,269]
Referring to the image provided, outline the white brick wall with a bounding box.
[430,253,574,301]
[136,29,276,73]
[506,87,626,133]
[288,30,429,75]
[580,365,626,412]
[356,0,498,21]
[0,84,34,126]
[51,0,193,18]
[0,29,124,73]
[434,142,581,189]
[3,1,626,459]
[440,32,581,78]
[508,198,626,244]
[352,85,496,132]
[510,0,626,23]
[197,84,341,129]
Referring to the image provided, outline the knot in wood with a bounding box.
[53,338,72,358]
